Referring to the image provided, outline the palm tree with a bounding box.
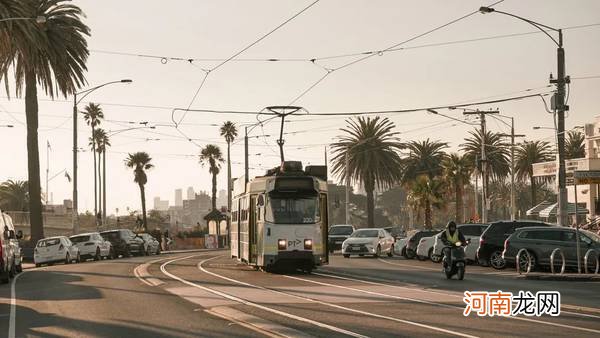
[83,103,104,218]
[0,180,29,211]
[200,144,225,211]
[0,0,90,242]
[566,130,585,159]
[401,139,448,182]
[90,128,110,222]
[220,121,238,215]
[442,153,473,223]
[330,117,403,227]
[124,152,153,231]
[407,175,445,229]
[515,140,553,206]
[97,130,110,224]
[462,129,510,181]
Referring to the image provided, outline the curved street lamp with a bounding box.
[72,79,132,234]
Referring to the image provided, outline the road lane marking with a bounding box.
[9,270,27,338]
[206,306,315,338]
[199,256,478,338]
[133,257,172,286]
[315,271,600,333]
[377,258,441,271]
[160,255,367,338]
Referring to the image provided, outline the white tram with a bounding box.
[230,161,329,272]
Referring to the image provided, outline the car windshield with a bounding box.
[330,226,353,235]
[266,195,320,224]
[582,230,600,242]
[37,238,60,247]
[70,235,90,243]
[351,230,379,238]
[101,231,119,240]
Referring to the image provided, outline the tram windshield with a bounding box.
[266,194,320,224]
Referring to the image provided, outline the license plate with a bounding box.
[351,247,360,251]
[335,241,342,244]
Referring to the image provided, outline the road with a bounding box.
[1,250,599,337]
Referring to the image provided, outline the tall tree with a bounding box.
[442,153,473,223]
[407,175,445,229]
[401,139,448,182]
[0,0,90,242]
[220,121,237,215]
[82,102,104,219]
[515,140,553,206]
[565,130,585,159]
[124,152,153,231]
[330,117,403,227]
[93,128,110,222]
[462,129,510,181]
[199,144,224,211]
[0,180,29,211]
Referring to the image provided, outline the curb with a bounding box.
[518,274,600,281]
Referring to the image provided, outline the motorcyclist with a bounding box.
[441,221,466,268]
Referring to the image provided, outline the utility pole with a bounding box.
[72,94,79,234]
[102,149,106,227]
[244,126,249,186]
[464,110,499,223]
[474,155,479,220]
[499,118,525,221]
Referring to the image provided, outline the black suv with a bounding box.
[477,220,552,269]
[100,229,145,257]
[404,229,442,259]
[328,225,355,252]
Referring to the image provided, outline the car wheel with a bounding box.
[374,245,381,258]
[76,252,81,263]
[405,249,416,259]
[518,250,537,272]
[0,268,9,284]
[431,254,442,263]
[387,245,394,257]
[416,254,427,261]
[489,250,506,270]
[343,254,350,258]
[94,247,101,261]
[65,253,71,264]
[401,247,407,258]
[35,263,41,268]
[146,246,151,256]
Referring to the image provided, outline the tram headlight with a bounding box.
[278,239,287,250]
[304,239,313,250]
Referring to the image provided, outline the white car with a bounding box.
[70,232,113,260]
[432,224,488,264]
[416,234,441,261]
[34,236,80,267]
[342,228,395,258]
[393,237,408,256]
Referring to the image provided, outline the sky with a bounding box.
[1,0,599,215]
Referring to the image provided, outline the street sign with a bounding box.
[574,170,600,184]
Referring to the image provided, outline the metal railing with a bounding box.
[550,248,566,275]
[584,249,599,274]
[515,248,532,275]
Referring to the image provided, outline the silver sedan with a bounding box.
[342,228,395,258]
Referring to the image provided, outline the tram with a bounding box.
[230,161,329,272]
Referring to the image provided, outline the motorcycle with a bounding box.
[442,239,470,280]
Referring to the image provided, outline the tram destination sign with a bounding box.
[574,170,600,184]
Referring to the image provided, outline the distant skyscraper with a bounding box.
[186,186,195,200]
[175,189,183,207]
[217,189,227,209]
[153,196,169,211]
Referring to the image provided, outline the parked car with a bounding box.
[70,232,113,260]
[342,228,395,258]
[477,220,552,269]
[394,237,408,256]
[1,211,22,283]
[100,229,145,257]
[383,226,405,239]
[416,233,442,261]
[138,233,161,255]
[34,236,80,267]
[404,230,441,259]
[432,224,488,264]
[503,227,600,271]
[328,224,356,253]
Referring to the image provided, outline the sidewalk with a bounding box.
[518,273,600,281]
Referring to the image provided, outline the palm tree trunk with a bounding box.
[530,174,536,206]
[227,142,231,234]
[425,199,432,229]
[92,125,97,222]
[24,70,44,242]
[139,183,147,231]
[365,177,375,228]
[97,148,102,224]
[212,171,217,211]
[456,178,464,223]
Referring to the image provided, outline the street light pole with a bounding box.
[479,7,569,226]
[72,79,132,234]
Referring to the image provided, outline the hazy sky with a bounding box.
[1,0,599,214]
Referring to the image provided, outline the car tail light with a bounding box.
[59,244,64,251]
[278,239,287,250]
[304,239,313,250]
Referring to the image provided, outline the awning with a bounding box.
[538,203,589,218]
[526,200,554,216]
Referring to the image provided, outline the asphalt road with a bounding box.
[1,250,599,337]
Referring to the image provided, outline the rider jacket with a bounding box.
[441,228,466,246]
